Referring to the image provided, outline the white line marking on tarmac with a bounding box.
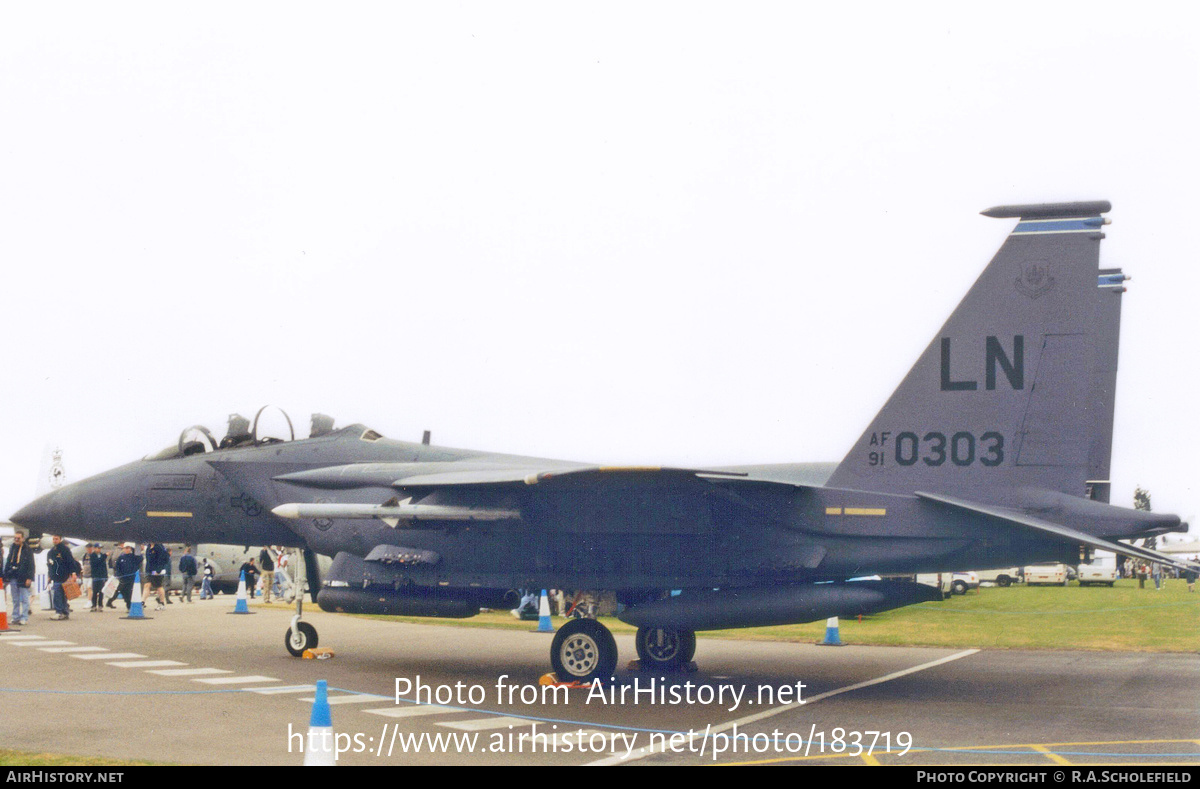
[588,648,981,766]
[12,640,75,648]
[438,716,535,731]
[108,660,188,668]
[147,668,232,677]
[71,652,145,660]
[38,646,109,653]
[193,675,280,685]
[364,705,460,718]
[798,649,980,706]
[298,694,387,705]
[0,635,47,641]
[245,685,314,695]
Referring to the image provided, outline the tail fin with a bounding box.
[1085,266,1127,503]
[827,201,1120,503]
[26,445,67,549]
[35,444,67,497]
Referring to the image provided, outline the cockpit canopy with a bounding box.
[145,408,382,460]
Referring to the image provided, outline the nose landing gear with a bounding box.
[285,616,318,656]
[283,548,320,657]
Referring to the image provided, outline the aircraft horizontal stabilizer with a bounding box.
[916,492,1198,573]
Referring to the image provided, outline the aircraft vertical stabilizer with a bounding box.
[1085,266,1127,503]
[827,201,1114,503]
[35,444,67,497]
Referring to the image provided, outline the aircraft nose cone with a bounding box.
[11,495,49,529]
[11,488,78,533]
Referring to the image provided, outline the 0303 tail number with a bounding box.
[867,431,1004,468]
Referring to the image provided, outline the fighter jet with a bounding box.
[12,201,1193,683]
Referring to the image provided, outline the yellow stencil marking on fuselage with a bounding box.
[844,508,887,516]
[145,511,193,518]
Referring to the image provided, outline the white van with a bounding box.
[975,567,1020,587]
[915,573,951,595]
[916,572,978,596]
[1024,563,1069,586]
[1077,563,1117,587]
[950,571,979,595]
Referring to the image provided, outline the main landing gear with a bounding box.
[550,618,616,683]
[549,618,697,682]
[634,626,696,672]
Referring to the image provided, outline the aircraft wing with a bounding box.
[272,500,521,522]
[274,461,555,490]
[274,462,749,490]
[917,491,1199,573]
[271,463,758,527]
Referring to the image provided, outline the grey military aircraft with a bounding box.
[12,201,1195,682]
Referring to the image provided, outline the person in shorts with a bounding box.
[144,542,169,611]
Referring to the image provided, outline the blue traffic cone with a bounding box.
[818,616,844,646]
[227,570,255,615]
[304,679,335,766]
[122,571,150,620]
[536,589,553,633]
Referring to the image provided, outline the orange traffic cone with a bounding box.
[0,583,16,632]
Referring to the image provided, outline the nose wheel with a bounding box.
[284,584,318,657]
[285,620,318,656]
[550,618,617,684]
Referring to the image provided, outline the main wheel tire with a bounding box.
[635,627,697,671]
[997,576,1012,588]
[952,580,968,596]
[550,618,617,683]
[285,621,318,657]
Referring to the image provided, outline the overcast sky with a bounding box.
[1,2,1196,530]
